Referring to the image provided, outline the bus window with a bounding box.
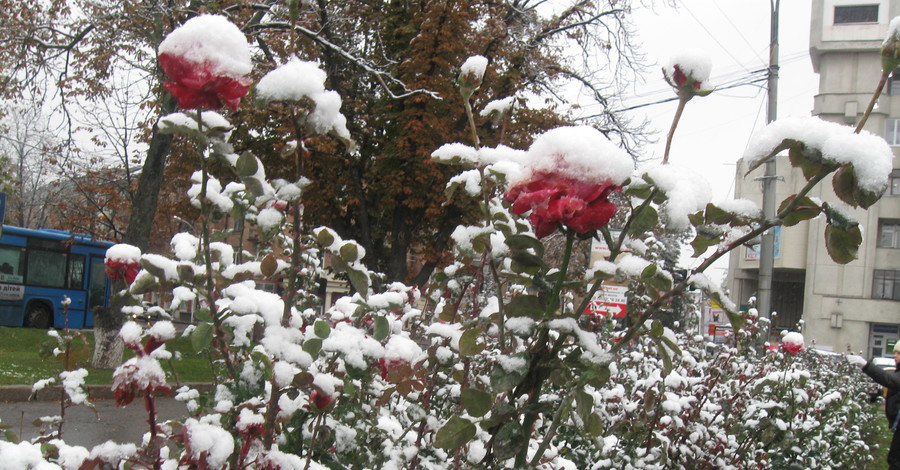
[26,250,67,288]
[68,254,85,290]
[0,246,25,284]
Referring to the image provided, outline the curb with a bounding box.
[0,383,215,404]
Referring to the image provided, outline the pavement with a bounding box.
[0,384,213,447]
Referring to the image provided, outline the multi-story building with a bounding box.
[728,0,900,357]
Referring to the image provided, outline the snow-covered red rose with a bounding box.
[663,49,713,97]
[105,243,142,284]
[158,15,252,112]
[780,331,804,354]
[504,126,633,238]
[112,322,174,406]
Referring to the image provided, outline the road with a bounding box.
[0,397,189,448]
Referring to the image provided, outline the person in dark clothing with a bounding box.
[849,344,900,470]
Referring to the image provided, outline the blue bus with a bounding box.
[0,225,112,329]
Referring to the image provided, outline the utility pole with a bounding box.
[757,0,780,336]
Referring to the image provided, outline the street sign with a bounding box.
[585,284,627,318]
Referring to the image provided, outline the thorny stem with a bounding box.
[549,230,576,315]
[855,69,890,133]
[463,95,481,150]
[609,168,833,355]
[196,109,237,381]
[529,393,573,465]
[663,95,690,164]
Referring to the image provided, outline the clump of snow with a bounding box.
[255,58,352,141]
[616,254,652,277]
[743,117,892,194]
[148,321,176,341]
[715,198,761,218]
[159,111,233,135]
[885,16,900,45]
[106,244,141,264]
[183,418,235,468]
[188,171,234,213]
[480,96,515,117]
[511,126,633,186]
[158,15,252,77]
[256,207,284,232]
[119,321,143,347]
[644,164,712,231]
[171,232,199,261]
[384,335,423,364]
[782,331,804,348]
[256,59,327,101]
[460,55,488,83]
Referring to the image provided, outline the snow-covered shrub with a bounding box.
[4,14,892,470]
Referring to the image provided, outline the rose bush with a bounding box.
[1,13,893,470]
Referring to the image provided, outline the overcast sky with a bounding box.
[617,0,817,276]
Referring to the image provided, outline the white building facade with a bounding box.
[728,0,900,357]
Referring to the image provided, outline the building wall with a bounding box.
[729,0,900,354]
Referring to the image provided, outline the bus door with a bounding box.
[84,256,109,328]
[63,253,88,328]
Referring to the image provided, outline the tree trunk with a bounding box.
[91,93,177,369]
[91,305,126,369]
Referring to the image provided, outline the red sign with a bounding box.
[585,300,626,317]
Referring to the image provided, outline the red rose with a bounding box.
[310,390,334,410]
[379,357,408,382]
[781,342,803,355]
[159,54,251,112]
[505,172,619,238]
[105,259,140,284]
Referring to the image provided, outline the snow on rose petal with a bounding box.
[158,15,252,112]
[105,244,142,284]
[504,127,630,238]
[663,49,713,97]
[781,331,804,354]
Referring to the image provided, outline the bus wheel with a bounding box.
[25,304,52,329]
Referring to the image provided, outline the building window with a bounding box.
[891,169,900,195]
[886,121,900,146]
[880,220,900,248]
[874,270,900,300]
[834,4,879,24]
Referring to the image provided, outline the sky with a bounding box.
[599,0,817,277]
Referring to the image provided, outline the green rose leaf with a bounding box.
[460,388,492,418]
[575,389,594,423]
[373,316,390,341]
[586,412,604,437]
[302,338,322,356]
[703,203,734,226]
[235,152,259,177]
[314,320,331,339]
[492,420,526,460]
[490,355,529,393]
[191,322,214,353]
[825,223,862,264]
[459,328,486,357]
[778,195,822,227]
[505,295,544,320]
[504,234,545,257]
[434,416,476,450]
[628,205,659,237]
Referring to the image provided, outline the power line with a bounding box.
[575,73,768,119]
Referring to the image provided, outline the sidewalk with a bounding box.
[0,383,214,403]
